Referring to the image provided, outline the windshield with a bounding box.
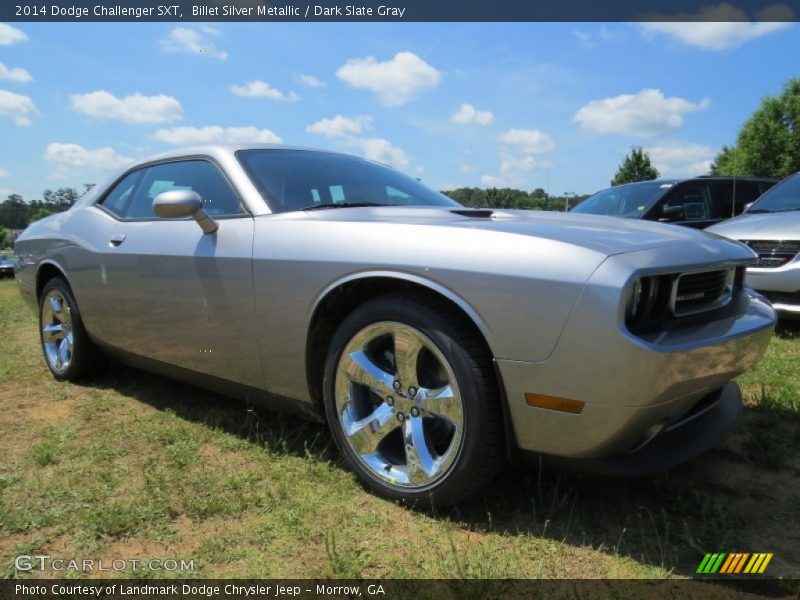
[571,181,673,218]
[746,172,800,213]
[237,149,460,213]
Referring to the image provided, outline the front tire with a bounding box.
[323,294,505,506]
[39,277,105,381]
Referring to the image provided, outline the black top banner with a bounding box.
[2,0,800,22]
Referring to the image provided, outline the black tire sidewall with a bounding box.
[323,296,497,506]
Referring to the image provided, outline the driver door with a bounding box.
[90,159,260,388]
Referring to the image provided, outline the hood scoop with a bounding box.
[450,209,494,218]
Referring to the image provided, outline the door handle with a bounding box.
[109,234,127,247]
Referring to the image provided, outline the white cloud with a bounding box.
[159,27,229,61]
[0,90,38,126]
[645,140,716,176]
[45,143,134,172]
[496,128,556,153]
[573,30,593,45]
[573,26,620,48]
[573,89,710,137]
[639,4,793,51]
[0,23,28,46]
[481,175,507,187]
[70,91,183,124]
[306,115,373,138]
[230,80,299,102]
[153,125,282,145]
[200,25,222,36]
[336,51,441,107]
[458,164,474,173]
[0,168,9,178]
[439,182,459,191]
[297,74,325,88]
[451,103,494,126]
[0,62,32,84]
[348,137,410,170]
[500,153,538,175]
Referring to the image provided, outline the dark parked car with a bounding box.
[572,176,777,229]
[0,257,15,278]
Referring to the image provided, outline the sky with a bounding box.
[0,17,797,200]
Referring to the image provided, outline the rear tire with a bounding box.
[323,294,505,506]
[39,277,106,381]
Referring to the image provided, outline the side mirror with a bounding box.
[660,204,685,221]
[153,190,218,234]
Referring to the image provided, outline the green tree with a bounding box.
[611,147,660,186]
[0,187,82,229]
[0,194,28,229]
[711,78,800,179]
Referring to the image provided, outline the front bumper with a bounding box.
[523,382,743,476]
[497,250,775,468]
[746,263,800,317]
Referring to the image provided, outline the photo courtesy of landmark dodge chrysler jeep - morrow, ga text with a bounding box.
[13,145,776,505]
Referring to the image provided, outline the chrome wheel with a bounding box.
[334,321,465,489]
[41,289,74,375]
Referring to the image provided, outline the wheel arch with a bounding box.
[305,272,518,455]
[306,272,520,459]
[35,260,72,303]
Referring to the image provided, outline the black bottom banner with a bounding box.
[2,579,799,600]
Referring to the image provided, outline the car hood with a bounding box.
[295,206,750,257]
[706,211,800,240]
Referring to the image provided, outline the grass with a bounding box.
[0,278,798,581]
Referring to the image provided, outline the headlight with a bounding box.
[625,275,669,332]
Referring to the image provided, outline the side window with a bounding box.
[664,183,713,221]
[98,170,144,218]
[711,182,735,219]
[125,160,243,220]
[759,181,776,195]
[731,182,763,215]
[710,181,763,217]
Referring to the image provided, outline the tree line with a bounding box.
[0,187,86,249]
[442,187,588,211]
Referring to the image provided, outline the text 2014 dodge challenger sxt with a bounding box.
[14,145,776,504]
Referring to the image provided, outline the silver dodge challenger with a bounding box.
[14,145,776,505]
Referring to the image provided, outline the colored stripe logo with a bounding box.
[697,553,773,574]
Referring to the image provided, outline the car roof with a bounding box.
[130,144,353,166]
[608,175,777,190]
[693,175,778,182]
[73,144,388,211]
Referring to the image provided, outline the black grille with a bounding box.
[674,270,730,315]
[742,240,800,268]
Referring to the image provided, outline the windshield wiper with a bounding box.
[300,201,382,211]
[745,208,774,214]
